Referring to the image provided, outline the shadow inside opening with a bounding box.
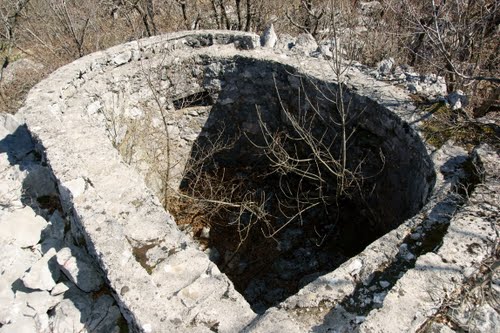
[166,58,435,313]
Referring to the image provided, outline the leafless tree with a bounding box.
[387,0,499,92]
[286,0,326,38]
[0,0,30,80]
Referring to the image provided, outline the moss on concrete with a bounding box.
[420,102,499,149]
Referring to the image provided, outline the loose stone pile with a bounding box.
[0,114,127,332]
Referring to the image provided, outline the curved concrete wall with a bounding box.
[17,31,496,332]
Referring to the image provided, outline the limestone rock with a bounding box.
[41,211,66,242]
[275,34,296,50]
[34,313,50,333]
[0,206,47,247]
[0,295,32,326]
[86,100,102,116]
[50,282,70,296]
[318,44,333,60]
[59,177,87,205]
[15,290,63,315]
[455,303,500,333]
[21,248,59,291]
[447,90,468,110]
[359,1,383,16]
[0,58,44,85]
[242,308,302,333]
[22,164,58,199]
[0,120,35,161]
[0,278,15,325]
[0,244,39,286]
[0,316,37,333]
[377,58,394,76]
[293,33,318,55]
[261,24,277,48]
[87,295,122,333]
[112,51,132,66]
[52,290,92,333]
[348,259,363,276]
[398,243,415,261]
[0,113,21,143]
[56,246,103,292]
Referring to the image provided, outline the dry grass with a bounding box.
[1,0,498,116]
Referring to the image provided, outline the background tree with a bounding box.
[0,0,30,80]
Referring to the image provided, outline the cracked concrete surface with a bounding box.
[7,30,498,332]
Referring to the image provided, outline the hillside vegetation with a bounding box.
[1,0,498,115]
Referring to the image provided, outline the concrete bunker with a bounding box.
[17,32,499,332]
[108,54,436,313]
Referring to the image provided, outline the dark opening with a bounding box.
[172,91,214,109]
[168,57,435,313]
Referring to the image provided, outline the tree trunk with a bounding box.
[235,0,242,30]
[244,0,252,31]
[220,0,231,30]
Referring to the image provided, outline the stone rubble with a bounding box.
[0,113,128,332]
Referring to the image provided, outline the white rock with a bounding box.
[0,244,39,286]
[220,97,235,105]
[0,295,31,326]
[87,295,122,332]
[87,101,102,116]
[0,206,47,248]
[463,266,476,279]
[373,291,387,304]
[399,243,415,261]
[21,248,59,291]
[447,90,468,110]
[166,125,180,137]
[125,107,144,119]
[348,259,363,276]
[15,290,62,315]
[92,305,122,332]
[318,44,333,60]
[86,295,115,330]
[143,323,153,333]
[59,177,86,203]
[0,113,21,134]
[359,1,383,16]
[52,298,89,333]
[0,316,37,333]
[261,23,277,48]
[407,82,422,94]
[376,58,394,76]
[293,33,318,55]
[42,211,66,241]
[200,226,210,239]
[112,51,132,66]
[379,280,390,288]
[465,303,500,333]
[56,247,103,292]
[50,282,70,296]
[34,313,50,333]
[0,278,15,325]
[410,232,421,240]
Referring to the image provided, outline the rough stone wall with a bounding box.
[86,51,434,232]
[15,30,498,332]
[17,31,261,333]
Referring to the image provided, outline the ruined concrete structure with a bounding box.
[16,31,498,332]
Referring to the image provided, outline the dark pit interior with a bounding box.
[166,56,436,313]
